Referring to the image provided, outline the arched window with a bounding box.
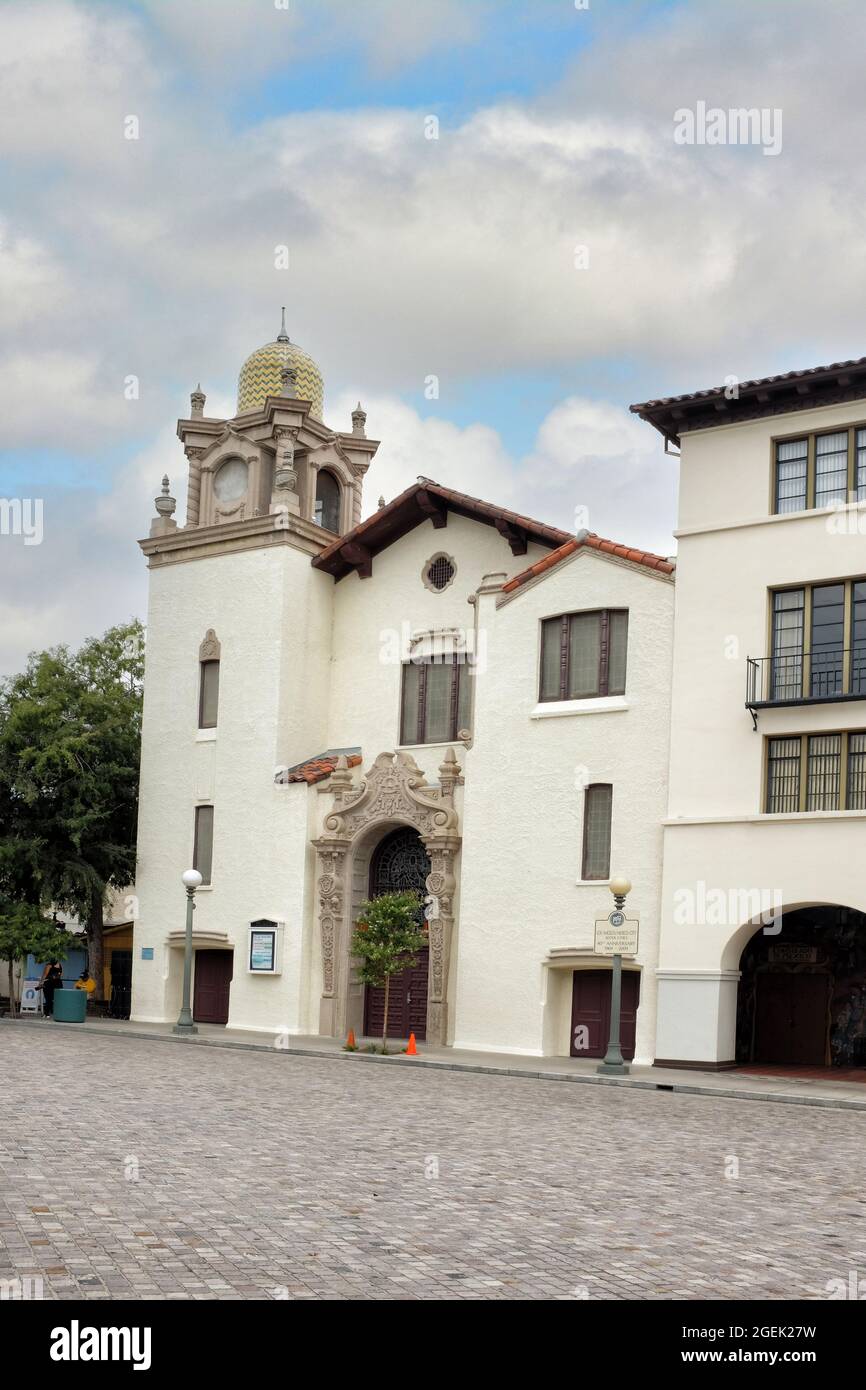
[314,471,341,533]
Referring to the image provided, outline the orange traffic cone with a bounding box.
[346,1029,356,1049]
[406,1033,418,1056]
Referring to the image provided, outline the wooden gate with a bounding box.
[363,827,430,1040]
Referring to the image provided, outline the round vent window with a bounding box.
[424,554,456,592]
[213,457,248,502]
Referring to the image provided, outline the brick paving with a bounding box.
[2,1027,865,1301]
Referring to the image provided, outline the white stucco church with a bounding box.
[131,316,676,1061]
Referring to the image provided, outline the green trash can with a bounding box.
[53,988,87,1023]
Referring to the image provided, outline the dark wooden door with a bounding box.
[363,827,430,1040]
[754,972,827,1064]
[193,950,233,1024]
[570,969,640,1059]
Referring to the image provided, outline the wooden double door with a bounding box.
[193,949,233,1025]
[753,972,828,1064]
[363,827,430,1040]
[570,969,640,1059]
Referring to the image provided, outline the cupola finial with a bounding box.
[277,307,289,343]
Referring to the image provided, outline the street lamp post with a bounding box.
[597,875,632,1076]
[174,868,202,1035]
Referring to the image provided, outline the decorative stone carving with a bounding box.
[184,447,205,527]
[190,384,206,419]
[149,476,177,537]
[312,750,461,1044]
[199,629,221,661]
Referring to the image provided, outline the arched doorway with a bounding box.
[363,826,431,1040]
[736,905,866,1068]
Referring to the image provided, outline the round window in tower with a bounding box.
[213,457,249,503]
[423,553,456,592]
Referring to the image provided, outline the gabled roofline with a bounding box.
[500,533,675,599]
[311,478,572,581]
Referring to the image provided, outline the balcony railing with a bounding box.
[746,648,866,708]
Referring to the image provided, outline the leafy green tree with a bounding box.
[350,890,429,1054]
[0,900,74,1016]
[0,621,144,998]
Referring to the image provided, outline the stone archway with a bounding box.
[312,749,461,1045]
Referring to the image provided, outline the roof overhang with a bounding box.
[312,479,571,581]
[631,355,866,447]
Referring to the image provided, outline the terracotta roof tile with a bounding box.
[278,750,362,785]
[501,533,675,594]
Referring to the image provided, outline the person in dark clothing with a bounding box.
[39,960,63,1018]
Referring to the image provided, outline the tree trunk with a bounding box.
[7,959,16,1018]
[381,974,390,1055]
[88,890,105,1002]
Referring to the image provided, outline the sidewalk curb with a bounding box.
[4,1016,866,1113]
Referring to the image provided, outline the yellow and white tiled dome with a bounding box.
[236,313,324,418]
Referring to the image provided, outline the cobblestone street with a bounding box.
[2,1028,865,1301]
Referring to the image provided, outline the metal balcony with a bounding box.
[746,649,866,725]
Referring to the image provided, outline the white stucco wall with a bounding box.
[132,541,332,1033]
[454,550,675,1062]
[657,398,866,1063]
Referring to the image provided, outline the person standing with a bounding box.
[39,960,63,1019]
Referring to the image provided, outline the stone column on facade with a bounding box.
[185,447,205,528]
[271,427,301,518]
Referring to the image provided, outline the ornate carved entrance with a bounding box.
[313,749,461,1045]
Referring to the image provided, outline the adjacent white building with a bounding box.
[131,319,675,1061]
[633,359,866,1070]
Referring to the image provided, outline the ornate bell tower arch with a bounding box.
[313,749,461,1045]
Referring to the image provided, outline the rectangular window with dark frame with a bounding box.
[774,438,808,514]
[193,805,214,885]
[815,432,849,509]
[847,733,866,809]
[766,737,801,813]
[582,783,613,880]
[857,429,866,502]
[198,660,220,729]
[806,733,842,811]
[766,731,866,813]
[540,610,628,701]
[400,658,471,745]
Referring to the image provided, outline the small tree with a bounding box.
[0,900,73,1017]
[350,890,428,1054]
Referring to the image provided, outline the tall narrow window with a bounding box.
[852,582,866,696]
[810,583,844,698]
[766,738,801,813]
[771,589,804,700]
[856,429,866,502]
[806,734,841,811]
[314,471,341,532]
[815,432,849,509]
[774,438,808,514]
[400,658,470,745]
[582,784,612,880]
[847,733,866,809]
[540,610,628,701]
[199,660,220,729]
[193,805,214,885]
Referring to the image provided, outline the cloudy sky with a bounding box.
[1,0,863,672]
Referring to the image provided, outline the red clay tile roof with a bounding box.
[312,479,571,580]
[279,751,362,785]
[501,533,675,594]
[631,355,866,445]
